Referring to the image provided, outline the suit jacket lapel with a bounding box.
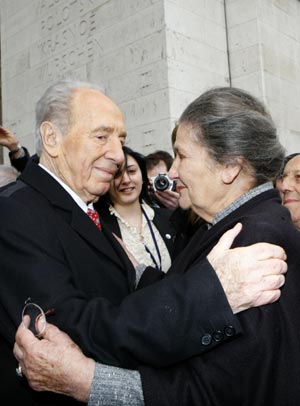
[20,161,135,281]
[70,204,135,282]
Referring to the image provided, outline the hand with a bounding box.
[13,322,95,402]
[207,223,287,314]
[0,126,19,151]
[155,190,180,209]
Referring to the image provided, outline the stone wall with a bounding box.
[226,0,300,154]
[0,0,169,155]
[164,0,229,126]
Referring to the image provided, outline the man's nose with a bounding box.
[107,138,125,165]
[281,176,295,192]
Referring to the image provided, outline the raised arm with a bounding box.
[0,126,30,172]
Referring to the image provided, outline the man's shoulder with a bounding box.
[0,179,27,198]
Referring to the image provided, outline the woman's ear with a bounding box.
[221,158,243,184]
[39,121,60,157]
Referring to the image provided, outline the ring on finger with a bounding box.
[16,364,23,378]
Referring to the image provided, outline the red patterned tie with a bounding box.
[87,208,102,230]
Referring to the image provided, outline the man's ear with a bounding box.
[40,122,61,157]
[221,158,243,184]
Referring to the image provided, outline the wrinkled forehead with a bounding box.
[175,122,201,151]
[71,88,125,124]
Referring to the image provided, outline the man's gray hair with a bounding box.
[35,79,104,155]
[179,87,285,184]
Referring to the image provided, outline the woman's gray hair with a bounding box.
[35,79,104,155]
[178,87,285,184]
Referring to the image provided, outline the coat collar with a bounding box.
[171,188,281,273]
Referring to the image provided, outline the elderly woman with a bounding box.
[14,87,298,406]
[276,153,300,230]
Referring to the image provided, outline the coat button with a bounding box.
[201,333,212,346]
[212,330,224,342]
[224,326,236,337]
[165,234,171,239]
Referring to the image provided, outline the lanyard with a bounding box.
[141,206,162,271]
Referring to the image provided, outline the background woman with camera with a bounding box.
[95,146,176,277]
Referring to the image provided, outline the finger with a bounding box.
[15,322,37,345]
[245,242,287,261]
[156,191,179,201]
[14,324,37,361]
[214,223,243,251]
[260,258,288,275]
[22,314,31,329]
[42,322,67,342]
[162,190,180,198]
[13,342,23,361]
[155,194,170,204]
[255,288,282,307]
[262,273,285,290]
[255,258,288,276]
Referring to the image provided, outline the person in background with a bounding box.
[0,164,19,187]
[95,146,176,276]
[13,87,295,406]
[145,138,197,254]
[145,149,180,209]
[0,126,30,172]
[275,153,300,231]
[146,150,173,177]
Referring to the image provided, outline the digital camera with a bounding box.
[152,173,177,192]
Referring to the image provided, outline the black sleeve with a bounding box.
[0,195,241,370]
[9,146,30,172]
[53,256,241,369]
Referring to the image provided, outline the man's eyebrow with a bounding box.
[92,126,127,137]
[92,126,114,133]
[284,170,300,175]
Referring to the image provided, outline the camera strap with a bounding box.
[141,206,162,272]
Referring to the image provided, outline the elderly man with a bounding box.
[0,80,286,405]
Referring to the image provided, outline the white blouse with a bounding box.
[109,202,171,273]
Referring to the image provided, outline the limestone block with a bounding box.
[227,20,259,52]
[229,44,261,78]
[225,0,258,28]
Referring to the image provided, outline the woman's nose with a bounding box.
[121,171,130,183]
[168,158,178,179]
